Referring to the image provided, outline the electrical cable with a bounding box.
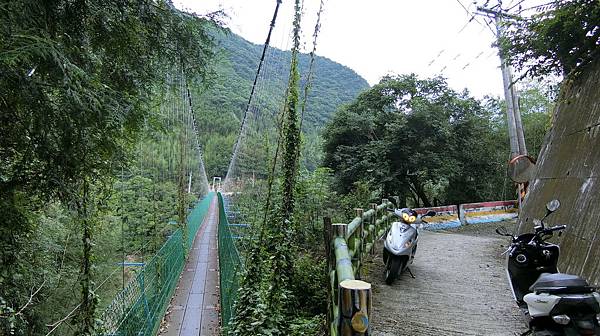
[427,0,493,69]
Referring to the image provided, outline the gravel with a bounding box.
[363,221,527,336]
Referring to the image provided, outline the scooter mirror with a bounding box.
[495,226,512,236]
[546,199,561,213]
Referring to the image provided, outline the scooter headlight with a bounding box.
[551,315,570,325]
[402,213,416,223]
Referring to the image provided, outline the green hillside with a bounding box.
[193,30,370,177]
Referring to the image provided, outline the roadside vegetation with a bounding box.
[0,0,597,335]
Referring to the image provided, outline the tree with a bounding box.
[0,1,219,334]
[323,74,511,206]
[502,0,600,78]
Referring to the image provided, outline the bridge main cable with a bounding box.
[224,0,283,189]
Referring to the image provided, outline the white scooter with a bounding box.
[496,199,600,335]
[383,208,435,285]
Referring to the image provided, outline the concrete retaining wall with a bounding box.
[517,58,600,286]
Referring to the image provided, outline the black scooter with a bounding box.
[496,199,600,335]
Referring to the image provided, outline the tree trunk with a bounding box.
[79,178,96,335]
[409,178,431,207]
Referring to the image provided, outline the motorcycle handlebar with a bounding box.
[525,225,566,246]
[534,225,566,238]
[547,225,566,232]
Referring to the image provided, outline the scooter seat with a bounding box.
[530,273,595,294]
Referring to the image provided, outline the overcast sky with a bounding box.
[174,0,527,98]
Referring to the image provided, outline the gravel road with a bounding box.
[363,223,526,336]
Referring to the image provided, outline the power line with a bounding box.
[454,0,495,34]
[506,0,527,12]
[426,0,495,69]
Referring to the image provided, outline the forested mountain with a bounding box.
[192,29,370,177]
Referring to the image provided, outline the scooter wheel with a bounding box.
[385,258,402,285]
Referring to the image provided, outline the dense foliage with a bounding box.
[322,74,552,207]
[229,1,305,333]
[502,0,600,78]
[0,1,217,334]
[0,0,569,334]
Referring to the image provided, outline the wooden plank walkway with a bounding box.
[159,195,220,336]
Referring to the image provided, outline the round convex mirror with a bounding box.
[546,199,561,212]
[508,155,536,183]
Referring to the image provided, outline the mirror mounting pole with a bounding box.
[540,213,548,227]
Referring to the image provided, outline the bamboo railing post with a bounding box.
[370,203,377,254]
[323,216,333,335]
[332,223,348,239]
[339,279,372,336]
[355,208,364,279]
[382,198,389,228]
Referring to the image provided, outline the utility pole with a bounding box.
[477,7,528,158]
[478,6,529,209]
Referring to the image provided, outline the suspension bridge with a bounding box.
[89,2,514,335]
[59,1,598,336]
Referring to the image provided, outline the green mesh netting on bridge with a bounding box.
[97,192,214,336]
[217,192,243,333]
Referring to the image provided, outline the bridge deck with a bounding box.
[159,195,220,336]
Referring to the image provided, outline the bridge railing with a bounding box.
[325,198,393,336]
[96,192,214,336]
[217,192,243,334]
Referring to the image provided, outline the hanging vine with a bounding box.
[280,0,303,220]
[229,0,304,335]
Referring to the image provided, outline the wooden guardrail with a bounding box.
[324,198,517,335]
[324,198,394,336]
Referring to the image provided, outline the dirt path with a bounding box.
[364,227,526,336]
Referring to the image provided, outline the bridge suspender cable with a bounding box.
[298,0,325,131]
[224,0,283,188]
[292,0,325,181]
[181,69,210,192]
[260,0,326,232]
